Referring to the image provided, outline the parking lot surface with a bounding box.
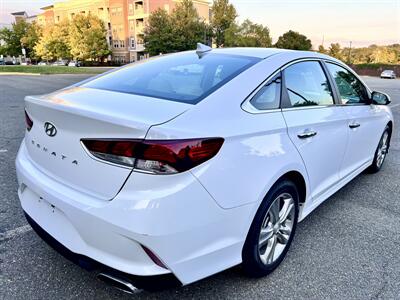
[0,75,399,299]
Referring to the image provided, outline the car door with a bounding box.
[281,60,349,201]
[325,62,386,177]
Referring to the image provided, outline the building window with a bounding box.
[129,4,134,15]
[130,37,135,49]
[56,16,60,22]
[98,7,104,15]
[108,23,111,30]
[108,36,112,46]
[129,20,134,32]
[113,40,119,48]
[120,40,125,48]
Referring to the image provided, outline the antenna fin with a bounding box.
[196,43,212,57]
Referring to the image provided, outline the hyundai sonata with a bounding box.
[16,44,393,292]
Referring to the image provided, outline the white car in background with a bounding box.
[381,70,396,79]
[68,60,81,67]
[17,45,393,292]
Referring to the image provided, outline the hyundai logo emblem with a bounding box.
[44,122,57,137]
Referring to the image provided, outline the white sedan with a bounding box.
[381,70,396,79]
[16,45,393,292]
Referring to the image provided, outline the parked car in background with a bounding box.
[381,70,396,79]
[38,61,48,66]
[17,45,393,292]
[52,60,68,66]
[68,60,81,67]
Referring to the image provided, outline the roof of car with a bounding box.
[209,47,292,59]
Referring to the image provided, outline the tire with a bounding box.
[368,125,390,173]
[242,179,299,277]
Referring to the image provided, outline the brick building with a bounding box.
[35,0,210,63]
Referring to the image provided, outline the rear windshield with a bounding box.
[82,53,260,104]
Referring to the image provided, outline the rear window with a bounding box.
[82,53,260,104]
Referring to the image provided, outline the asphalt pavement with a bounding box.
[0,75,399,299]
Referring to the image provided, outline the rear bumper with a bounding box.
[16,140,256,285]
[23,211,181,290]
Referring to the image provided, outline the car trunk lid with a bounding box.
[24,87,190,200]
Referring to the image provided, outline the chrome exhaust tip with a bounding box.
[97,272,139,294]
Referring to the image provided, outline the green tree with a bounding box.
[21,21,42,60]
[0,20,29,56]
[225,19,272,47]
[35,20,71,60]
[69,14,111,61]
[144,0,207,56]
[328,43,342,60]
[275,30,312,50]
[144,8,175,56]
[211,0,237,47]
[171,0,208,51]
[318,45,327,54]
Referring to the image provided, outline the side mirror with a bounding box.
[371,91,391,105]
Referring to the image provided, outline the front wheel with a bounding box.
[242,180,299,277]
[368,126,390,173]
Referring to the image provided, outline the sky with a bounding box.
[0,0,399,48]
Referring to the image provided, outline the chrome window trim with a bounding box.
[281,104,340,112]
[241,57,334,114]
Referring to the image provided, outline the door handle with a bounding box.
[297,130,317,139]
[349,122,361,129]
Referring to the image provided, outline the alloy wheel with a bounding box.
[376,131,389,168]
[258,193,295,265]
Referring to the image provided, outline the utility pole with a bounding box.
[348,41,352,64]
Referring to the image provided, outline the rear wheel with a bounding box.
[368,126,390,173]
[242,180,299,277]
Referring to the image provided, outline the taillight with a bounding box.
[25,110,33,131]
[81,138,224,174]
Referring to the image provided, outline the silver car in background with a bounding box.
[381,70,396,79]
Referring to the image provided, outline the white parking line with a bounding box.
[390,103,400,109]
[0,225,32,242]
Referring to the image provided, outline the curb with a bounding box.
[0,72,41,76]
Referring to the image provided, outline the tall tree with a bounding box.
[211,0,237,47]
[69,14,111,61]
[318,45,327,54]
[35,20,71,60]
[328,43,342,60]
[225,19,272,47]
[144,8,175,56]
[21,21,42,60]
[275,30,312,50]
[144,0,207,56]
[0,20,29,56]
[171,0,207,51]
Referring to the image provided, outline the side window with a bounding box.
[284,61,334,107]
[326,63,369,104]
[250,73,281,110]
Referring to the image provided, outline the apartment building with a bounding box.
[11,12,38,24]
[37,0,210,63]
